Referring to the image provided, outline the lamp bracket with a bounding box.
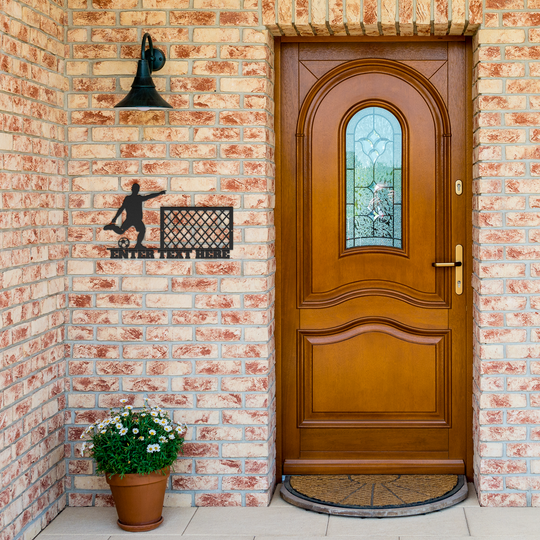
[141,33,166,73]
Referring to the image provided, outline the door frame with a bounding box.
[274,36,474,480]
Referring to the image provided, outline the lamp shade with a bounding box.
[115,33,172,110]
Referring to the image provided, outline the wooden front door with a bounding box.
[279,40,471,475]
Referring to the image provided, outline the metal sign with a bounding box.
[106,183,233,259]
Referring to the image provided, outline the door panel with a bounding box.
[302,324,447,421]
[301,62,448,309]
[280,41,470,475]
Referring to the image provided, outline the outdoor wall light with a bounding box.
[114,33,172,110]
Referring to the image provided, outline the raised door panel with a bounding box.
[299,322,450,427]
[298,61,451,309]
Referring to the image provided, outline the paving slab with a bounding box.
[455,483,479,507]
[465,507,540,537]
[399,537,471,540]
[327,507,469,536]
[256,537,399,540]
[110,537,253,540]
[270,483,289,507]
[402,537,540,540]
[38,507,196,536]
[37,536,110,540]
[184,507,328,536]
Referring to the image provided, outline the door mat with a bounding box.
[281,474,468,517]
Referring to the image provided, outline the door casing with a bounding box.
[274,36,474,480]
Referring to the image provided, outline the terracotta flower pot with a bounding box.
[105,468,170,532]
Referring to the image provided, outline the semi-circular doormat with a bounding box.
[281,474,468,517]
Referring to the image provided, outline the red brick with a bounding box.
[503,12,540,25]
[173,344,218,358]
[195,493,242,506]
[195,459,242,474]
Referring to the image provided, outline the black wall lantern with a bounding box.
[115,33,172,110]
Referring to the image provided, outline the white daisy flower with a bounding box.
[149,429,156,436]
[121,412,129,417]
[120,399,127,403]
[125,405,133,410]
[139,436,145,441]
[100,430,106,434]
[169,434,175,440]
[141,413,147,417]
[120,428,128,435]
[159,436,167,443]
[146,444,154,453]
[81,442,87,452]
[132,428,139,434]
[116,423,123,430]
[164,426,172,432]
[113,416,120,422]
[151,411,158,417]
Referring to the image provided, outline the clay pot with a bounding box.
[105,468,170,532]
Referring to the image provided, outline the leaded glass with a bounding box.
[345,107,402,249]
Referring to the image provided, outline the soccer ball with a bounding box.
[118,237,130,249]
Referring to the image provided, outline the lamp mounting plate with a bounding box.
[143,47,166,72]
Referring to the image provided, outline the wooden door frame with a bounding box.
[275,36,474,480]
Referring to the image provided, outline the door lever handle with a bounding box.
[432,261,462,267]
[431,245,463,295]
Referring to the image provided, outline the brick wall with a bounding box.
[0,0,68,539]
[4,0,540,520]
[262,0,540,508]
[473,9,540,506]
[64,1,276,508]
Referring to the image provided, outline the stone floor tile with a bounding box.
[256,537,399,540]
[455,483,480,507]
[465,508,540,537]
[37,508,121,535]
[37,536,110,540]
[269,484,289,507]
[402,537,540,540]
[399,537,471,540]
[184,507,328,536]
[38,507,196,536]
[110,537,253,540]
[328,507,469,536]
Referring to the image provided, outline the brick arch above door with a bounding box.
[262,0,482,36]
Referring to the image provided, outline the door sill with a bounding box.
[283,459,465,475]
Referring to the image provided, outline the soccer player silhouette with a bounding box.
[104,183,166,249]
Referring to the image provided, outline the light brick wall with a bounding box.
[261,0,540,508]
[64,1,276,507]
[0,0,68,539]
[4,0,540,518]
[261,0,482,35]
[473,7,540,507]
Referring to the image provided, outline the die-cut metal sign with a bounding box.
[106,183,233,259]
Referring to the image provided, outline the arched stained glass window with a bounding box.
[345,106,402,249]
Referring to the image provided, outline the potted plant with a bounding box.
[80,399,187,532]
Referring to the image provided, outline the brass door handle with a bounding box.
[432,245,463,295]
[432,261,462,267]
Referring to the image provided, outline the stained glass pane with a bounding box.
[345,107,402,249]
